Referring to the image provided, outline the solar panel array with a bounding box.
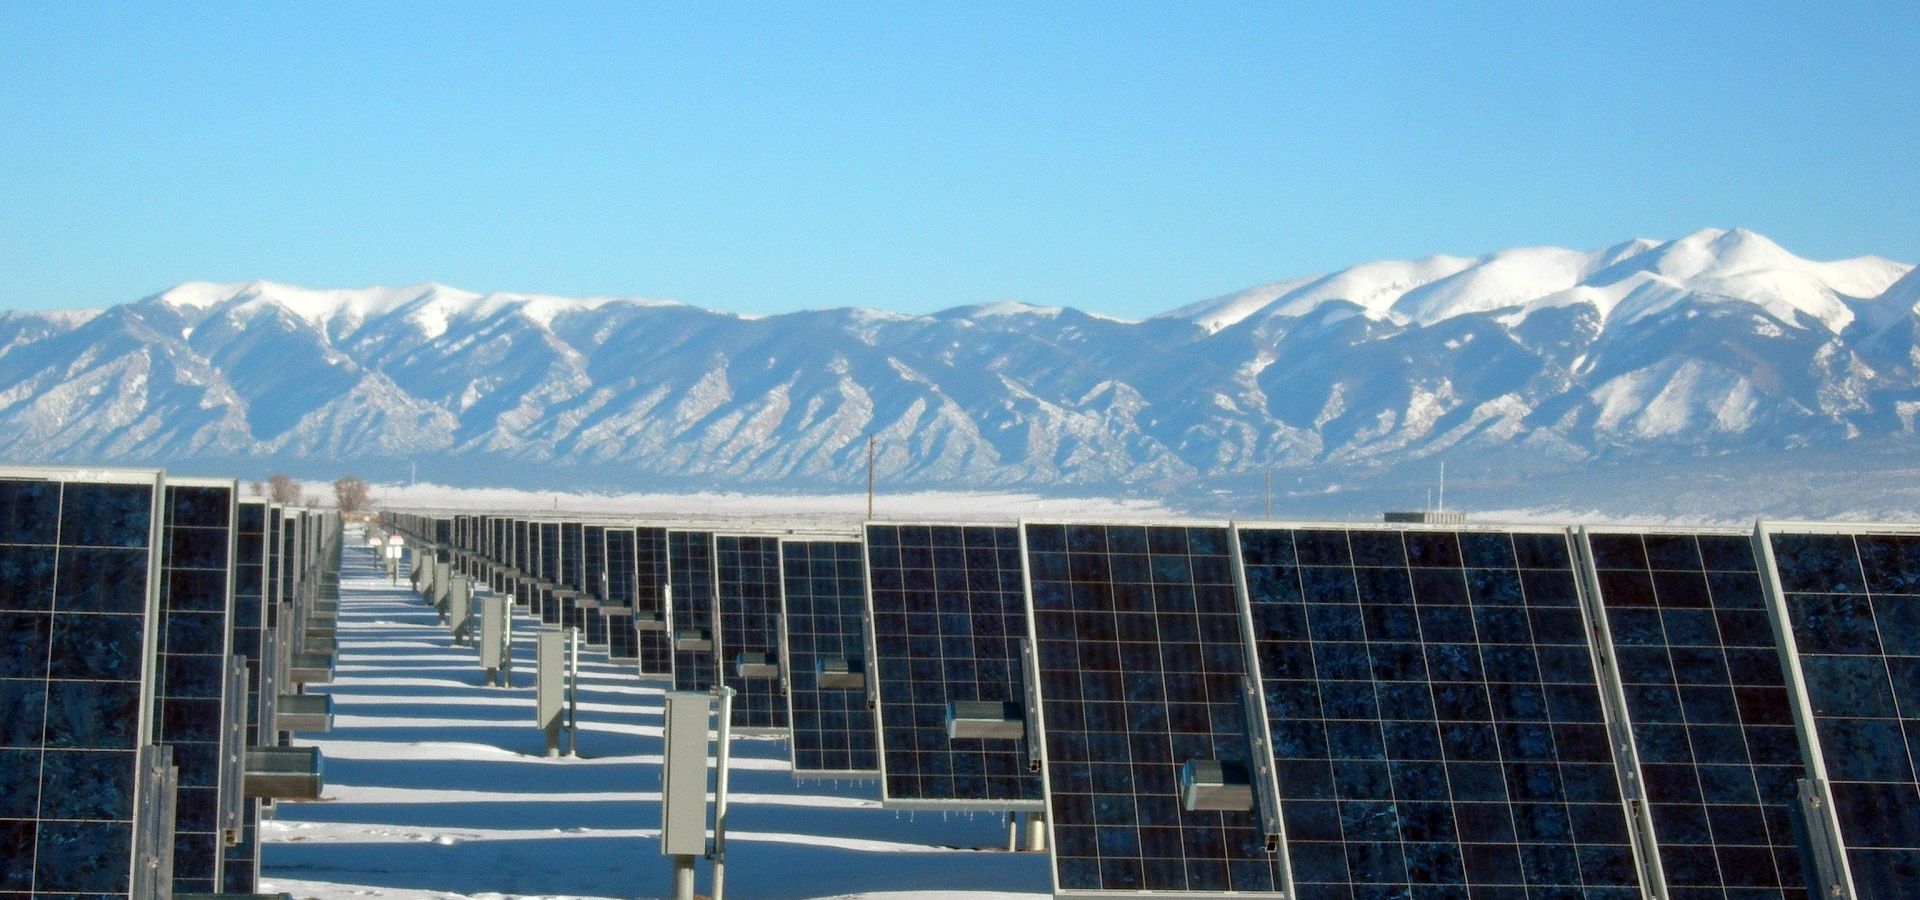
[0,468,162,897]
[780,539,878,777]
[1764,527,1920,899]
[1239,525,1642,900]
[373,502,1920,900]
[864,523,1043,809]
[152,480,237,891]
[1025,522,1288,896]
[1585,530,1809,899]
[669,530,718,692]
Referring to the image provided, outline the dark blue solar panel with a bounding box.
[0,469,162,897]
[583,525,606,600]
[1026,523,1286,896]
[781,539,878,776]
[634,527,671,677]
[1239,525,1642,900]
[537,522,561,620]
[154,482,236,891]
[1769,529,1920,899]
[715,536,787,731]
[603,528,639,662]
[669,531,718,693]
[222,499,268,892]
[1588,530,1807,900]
[560,521,584,592]
[863,523,1042,809]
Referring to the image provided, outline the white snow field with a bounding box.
[261,535,1050,899]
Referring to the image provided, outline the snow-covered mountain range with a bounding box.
[3,228,1915,498]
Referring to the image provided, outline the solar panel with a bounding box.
[222,498,269,892]
[863,523,1043,810]
[669,530,718,693]
[0,466,165,897]
[714,535,788,732]
[603,527,639,662]
[1760,524,1920,899]
[560,521,584,592]
[153,479,238,891]
[780,539,879,777]
[583,524,606,599]
[1582,529,1809,899]
[634,527,672,678]
[514,519,535,610]
[1237,524,1644,899]
[1024,522,1288,896]
[537,521,561,620]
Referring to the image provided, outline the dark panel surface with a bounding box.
[603,528,638,661]
[1770,529,1920,899]
[782,539,878,776]
[632,527,671,676]
[0,472,159,897]
[715,535,788,730]
[669,531,718,693]
[1026,523,1286,896]
[864,523,1041,808]
[1590,531,1807,900]
[1240,526,1641,900]
[154,483,235,892]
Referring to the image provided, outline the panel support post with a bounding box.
[1023,809,1047,852]
[670,855,697,900]
[711,685,736,900]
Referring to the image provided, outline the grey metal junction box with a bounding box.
[660,692,712,857]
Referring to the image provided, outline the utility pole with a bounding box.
[866,435,875,519]
[1264,469,1272,519]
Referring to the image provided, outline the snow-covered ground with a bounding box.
[262,535,1051,899]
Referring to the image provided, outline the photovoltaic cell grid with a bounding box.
[781,539,879,776]
[1586,531,1808,899]
[635,527,672,677]
[1238,526,1642,900]
[154,482,236,891]
[538,521,561,620]
[1024,523,1287,897]
[715,535,788,730]
[603,528,639,661]
[223,499,268,892]
[583,525,606,599]
[0,471,162,896]
[864,523,1042,809]
[1766,529,1920,899]
[669,531,718,692]
[560,521,584,592]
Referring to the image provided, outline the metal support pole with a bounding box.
[1023,808,1047,852]
[711,686,736,900]
[671,855,697,900]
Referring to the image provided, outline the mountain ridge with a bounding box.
[2,228,1915,498]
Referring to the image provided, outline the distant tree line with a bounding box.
[249,472,373,514]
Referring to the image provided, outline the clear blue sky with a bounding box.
[2,3,1914,318]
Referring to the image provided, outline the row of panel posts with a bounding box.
[377,517,749,900]
[372,508,1920,900]
[0,465,341,900]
